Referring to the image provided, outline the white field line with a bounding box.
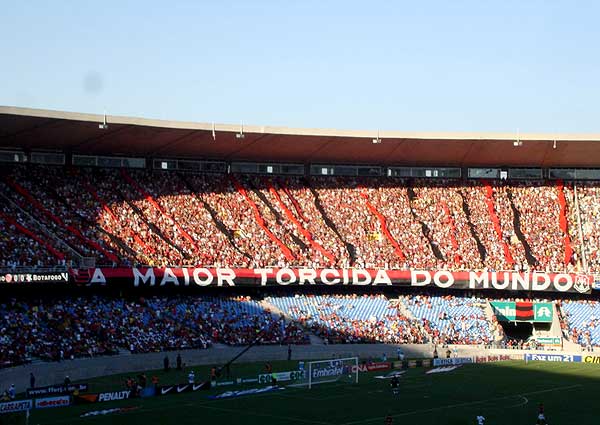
[340,384,582,425]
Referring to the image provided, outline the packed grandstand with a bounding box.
[0,165,595,271]
[0,107,599,375]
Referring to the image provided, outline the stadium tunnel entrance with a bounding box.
[499,321,552,342]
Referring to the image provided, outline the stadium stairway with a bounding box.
[359,191,406,262]
[229,174,295,262]
[458,190,488,262]
[504,187,538,267]
[483,182,515,267]
[259,299,325,344]
[440,200,461,266]
[277,179,308,221]
[556,180,574,265]
[0,210,65,261]
[406,184,445,261]
[265,178,336,264]
[394,298,432,342]
[304,178,357,264]
[3,177,119,263]
[120,169,198,250]
[112,183,188,259]
[483,301,504,343]
[178,173,251,260]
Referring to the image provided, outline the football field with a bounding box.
[11,360,600,425]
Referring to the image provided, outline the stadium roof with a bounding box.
[1,105,600,168]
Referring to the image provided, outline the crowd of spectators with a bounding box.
[560,299,600,348]
[362,179,436,269]
[572,183,600,272]
[2,166,120,264]
[509,182,571,271]
[0,165,589,273]
[402,294,494,345]
[309,177,401,269]
[0,200,69,269]
[0,295,308,369]
[267,294,428,344]
[279,177,351,267]
[2,289,597,368]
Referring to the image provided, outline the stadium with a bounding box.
[0,104,599,425]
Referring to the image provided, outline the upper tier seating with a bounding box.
[0,164,590,272]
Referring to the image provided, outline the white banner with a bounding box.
[0,399,33,414]
[34,396,70,409]
[433,357,473,367]
[258,370,306,384]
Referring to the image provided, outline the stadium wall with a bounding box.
[1,344,436,392]
[2,344,589,393]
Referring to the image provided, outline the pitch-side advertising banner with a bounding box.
[433,357,474,367]
[80,268,593,294]
[34,396,71,409]
[524,353,582,362]
[0,400,33,414]
[583,355,600,364]
[0,272,69,285]
[258,370,306,384]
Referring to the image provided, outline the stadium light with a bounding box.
[513,128,522,147]
[98,112,108,130]
[236,122,245,140]
[372,130,382,144]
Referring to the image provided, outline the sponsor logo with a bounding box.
[351,362,391,373]
[0,272,68,284]
[80,406,139,418]
[0,400,33,413]
[27,383,88,397]
[97,391,131,402]
[473,355,511,363]
[258,371,306,384]
[208,386,284,400]
[34,396,70,409]
[525,354,582,362]
[426,366,460,374]
[157,382,209,396]
[374,371,406,380]
[312,366,344,378]
[433,358,473,367]
[574,275,592,293]
[584,356,600,364]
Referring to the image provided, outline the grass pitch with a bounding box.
[12,360,600,424]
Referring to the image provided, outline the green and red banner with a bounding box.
[490,301,554,322]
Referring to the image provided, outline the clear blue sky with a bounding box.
[2,1,599,133]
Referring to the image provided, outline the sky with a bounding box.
[2,1,599,133]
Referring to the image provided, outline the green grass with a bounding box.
[10,360,600,425]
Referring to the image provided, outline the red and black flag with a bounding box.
[516,302,534,321]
